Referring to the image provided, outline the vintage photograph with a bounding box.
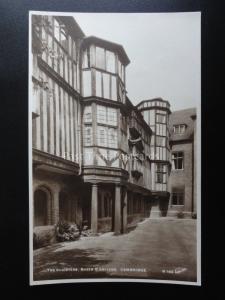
[29,12,201,285]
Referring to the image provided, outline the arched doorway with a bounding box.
[34,188,51,226]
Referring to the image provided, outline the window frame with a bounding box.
[156,163,167,184]
[171,188,185,206]
[172,151,184,170]
[173,124,187,134]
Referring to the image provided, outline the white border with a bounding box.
[29,10,201,286]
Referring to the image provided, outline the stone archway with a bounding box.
[34,187,52,226]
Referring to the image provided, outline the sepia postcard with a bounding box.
[29,11,201,285]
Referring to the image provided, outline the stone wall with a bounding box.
[169,141,193,213]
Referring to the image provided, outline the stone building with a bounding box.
[167,108,197,217]
[31,15,197,242]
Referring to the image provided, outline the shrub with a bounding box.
[55,221,80,242]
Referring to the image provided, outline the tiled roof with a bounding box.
[169,107,196,142]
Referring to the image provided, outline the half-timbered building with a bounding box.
[31,14,197,242]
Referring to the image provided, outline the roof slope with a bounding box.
[169,107,196,142]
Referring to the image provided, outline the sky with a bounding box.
[73,12,201,111]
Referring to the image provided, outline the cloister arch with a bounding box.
[34,186,52,226]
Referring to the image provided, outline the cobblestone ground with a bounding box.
[33,218,197,282]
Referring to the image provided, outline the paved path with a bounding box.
[33,218,197,282]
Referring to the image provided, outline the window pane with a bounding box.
[96,47,105,69]
[97,105,106,124]
[108,128,117,148]
[178,158,183,169]
[156,173,163,183]
[174,158,178,169]
[172,194,178,205]
[96,71,102,97]
[103,73,110,99]
[97,126,107,147]
[83,126,92,146]
[83,106,92,123]
[156,136,166,146]
[82,49,89,68]
[162,124,166,136]
[107,107,117,126]
[83,70,92,97]
[83,148,93,165]
[90,45,95,67]
[106,50,115,73]
[111,76,117,100]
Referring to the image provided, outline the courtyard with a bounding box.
[33,218,197,283]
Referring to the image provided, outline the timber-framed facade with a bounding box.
[31,14,197,241]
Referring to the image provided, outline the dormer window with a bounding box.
[173,124,186,134]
